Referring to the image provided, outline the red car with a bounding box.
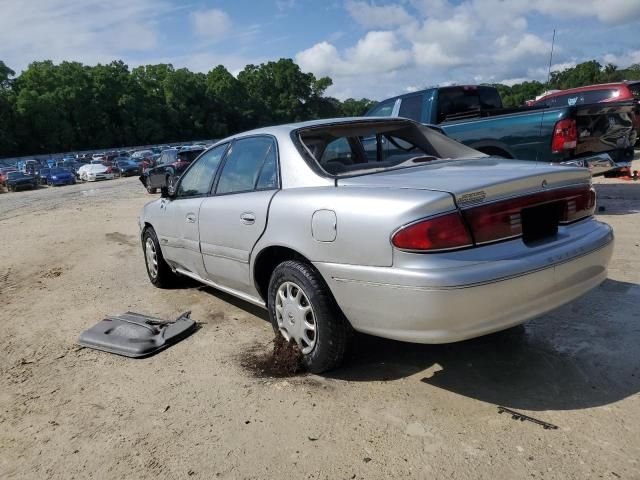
[534,82,640,144]
[0,167,18,186]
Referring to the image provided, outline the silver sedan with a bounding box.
[139,117,614,372]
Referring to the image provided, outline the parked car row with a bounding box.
[1,143,214,193]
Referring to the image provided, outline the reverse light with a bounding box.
[552,119,577,153]
[392,212,473,251]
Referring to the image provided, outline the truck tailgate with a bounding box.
[574,101,637,156]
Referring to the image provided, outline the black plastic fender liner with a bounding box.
[78,311,196,358]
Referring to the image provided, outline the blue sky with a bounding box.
[1,0,639,100]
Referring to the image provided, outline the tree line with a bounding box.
[0,58,375,158]
[1,58,639,158]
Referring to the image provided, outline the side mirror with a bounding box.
[161,182,177,198]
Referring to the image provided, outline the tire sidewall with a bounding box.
[267,261,345,372]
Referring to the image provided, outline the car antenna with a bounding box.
[536,28,556,165]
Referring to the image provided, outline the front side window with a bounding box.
[216,137,277,195]
[175,144,228,198]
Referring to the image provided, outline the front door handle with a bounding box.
[240,212,255,225]
[186,213,196,223]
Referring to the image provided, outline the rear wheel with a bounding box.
[268,260,348,373]
[142,227,178,288]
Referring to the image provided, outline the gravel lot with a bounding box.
[1,166,639,479]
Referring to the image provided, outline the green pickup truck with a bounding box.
[365,85,637,174]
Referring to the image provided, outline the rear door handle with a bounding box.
[186,213,196,223]
[240,212,255,225]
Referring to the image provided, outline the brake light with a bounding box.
[552,119,577,153]
[392,212,473,251]
[463,185,595,244]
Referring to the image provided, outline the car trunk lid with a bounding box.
[339,158,594,248]
[336,157,590,206]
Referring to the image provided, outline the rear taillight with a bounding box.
[105,166,112,173]
[393,185,596,252]
[392,212,473,251]
[463,185,595,244]
[552,118,577,153]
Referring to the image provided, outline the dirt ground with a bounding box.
[1,161,639,480]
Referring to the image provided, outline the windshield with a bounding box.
[7,172,27,178]
[296,120,483,177]
[50,168,66,174]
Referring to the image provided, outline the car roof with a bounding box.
[211,116,417,146]
[537,82,632,100]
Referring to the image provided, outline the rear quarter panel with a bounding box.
[252,186,455,269]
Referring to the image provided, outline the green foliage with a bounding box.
[0,58,377,157]
[2,57,640,157]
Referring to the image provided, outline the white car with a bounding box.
[78,163,114,182]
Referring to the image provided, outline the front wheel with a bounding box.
[142,228,179,288]
[268,260,348,373]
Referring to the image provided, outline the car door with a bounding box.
[198,136,279,295]
[154,144,228,277]
[151,152,171,187]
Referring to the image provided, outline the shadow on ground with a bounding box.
[327,278,640,411]
[594,182,640,215]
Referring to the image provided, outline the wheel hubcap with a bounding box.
[145,238,158,279]
[275,281,317,354]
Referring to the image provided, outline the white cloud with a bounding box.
[296,31,411,76]
[603,50,640,67]
[0,0,169,71]
[527,0,640,25]
[345,1,414,28]
[190,9,232,41]
[495,33,550,62]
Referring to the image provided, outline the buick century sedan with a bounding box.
[139,118,613,372]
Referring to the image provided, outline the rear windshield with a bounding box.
[628,83,640,99]
[295,120,483,177]
[178,149,204,162]
[542,89,621,106]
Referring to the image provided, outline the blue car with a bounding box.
[46,167,76,186]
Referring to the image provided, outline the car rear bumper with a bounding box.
[314,220,614,344]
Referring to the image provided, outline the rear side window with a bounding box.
[367,99,396,117]
[437,87,480,122]
[216,137,278,195]
[545,89,620,106]
[398,95,423,121]
[175,144,227,198]
[478,87,502,109]
[178,149,204,162]
[628,83,640,99]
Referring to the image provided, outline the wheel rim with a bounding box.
[145,237,158,279]
[275,281,317,354]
